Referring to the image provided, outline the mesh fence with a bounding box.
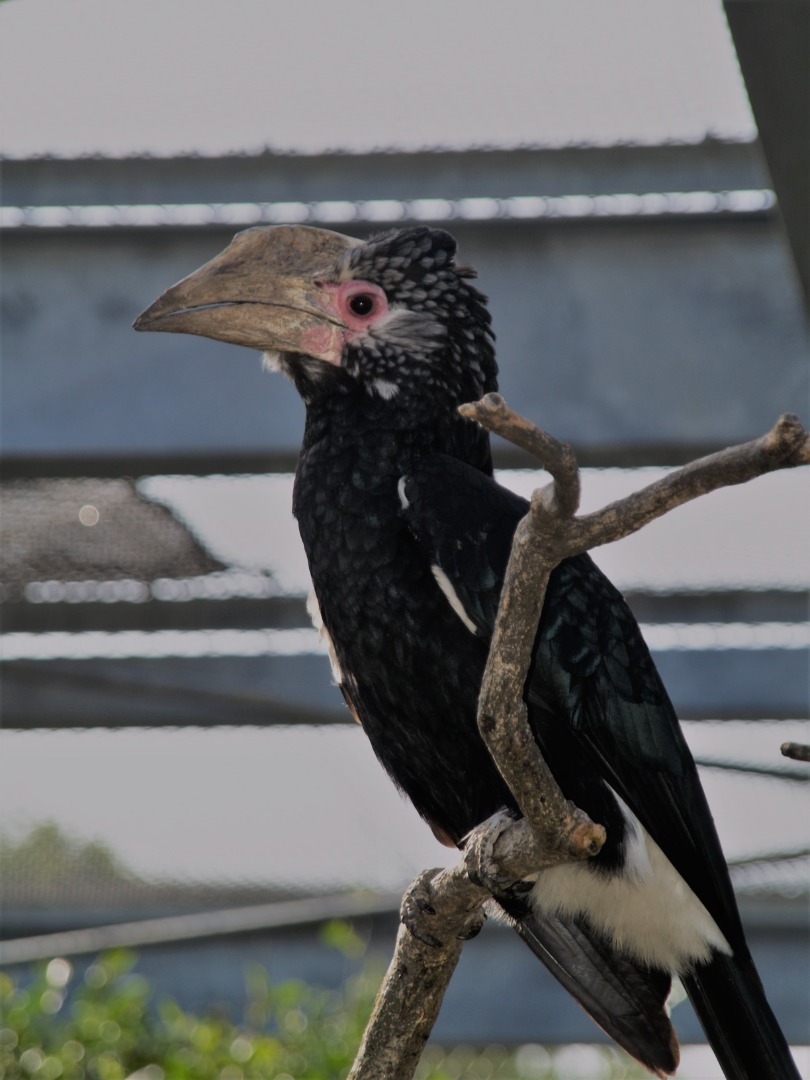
[1,472,807,934]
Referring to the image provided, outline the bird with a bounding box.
[135,224,800,1079]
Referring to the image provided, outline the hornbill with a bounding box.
[136,224,799,1078]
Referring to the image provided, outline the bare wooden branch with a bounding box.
[348,922,461,1080]
[459,395,604,856]
[475,499,606,859]
[781,742,810,763]
[348,870,477,1080]
[349,397,809,1080]
[349,815,589,1080]
[567,412,809,554]
[462,397,810,561]
[459,393,581,518]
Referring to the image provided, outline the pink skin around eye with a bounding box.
[308,280,389,365]
[303,280,389,366]
[335,280,389,331]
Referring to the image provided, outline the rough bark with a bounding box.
[781,742,810,763]
[348,398,809,1080]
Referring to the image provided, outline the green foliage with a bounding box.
[0,925,381,1080]
[0,925,649,1079]
[0,823,135,888]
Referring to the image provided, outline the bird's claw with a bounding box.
[456,912,486,940]
[401,868,449,947]
[463,808,530,897]
[400,868,485,947]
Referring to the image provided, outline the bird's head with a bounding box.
[134,225,496,413]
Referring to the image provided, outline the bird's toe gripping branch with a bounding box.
[463,809,522,894]
[400,869,444,948]
[463,806,603,902]
[400,805,602,953]
[401,868,487,948]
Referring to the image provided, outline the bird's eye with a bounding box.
[336,280,388,329]
[348,293,376,317]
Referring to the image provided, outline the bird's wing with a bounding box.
[400,454,744,949]
[527,552,744,949]
[501,896,679,1077]
[399,455,519,633]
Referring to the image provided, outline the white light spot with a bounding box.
[554,194,596,218]
[213,202,264,225]
[359,199,406,222]
[642,622,810,651]
[0,206,25,227]
[78,504,100,526]
[0,191,775,231]
[19,1051,44,1074]
[456,197,501,220]
[723,189,775,213]
[502,196,548,219]
[312,200,357,223]
[264,201,310,224]
[46,957,72,988]
[397,476,410,510]
[407,198,454,221]
[0,628,325,662]
[39,989,65,1014]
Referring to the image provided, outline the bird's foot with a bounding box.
[463,809,535,899]
[401,868,486,948]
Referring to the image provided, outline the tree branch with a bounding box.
[463,398,809,561]
[348,866,487,1080]
[348,397,809,1080]
[781,742,810,764]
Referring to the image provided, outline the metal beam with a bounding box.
[724,0,810,305]
[2,647,806,729]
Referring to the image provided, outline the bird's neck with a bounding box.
[300,391,452,471]
[296,383,492,493]
[291,390,462,563]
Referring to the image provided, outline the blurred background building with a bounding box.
[1,0,808,1073]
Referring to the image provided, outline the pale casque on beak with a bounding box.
[133,224,361,361]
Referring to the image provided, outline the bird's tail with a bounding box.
[682,948,801,1080]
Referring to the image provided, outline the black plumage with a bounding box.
[136,224,799,1079]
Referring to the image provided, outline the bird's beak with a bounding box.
[133,225,361,360]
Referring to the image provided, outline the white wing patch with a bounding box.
[431,565,478,635]
[529,787,731,974]
[398,477,476,634]
[306,588,343,684]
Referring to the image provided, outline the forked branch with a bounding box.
[348,398,809,1080]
